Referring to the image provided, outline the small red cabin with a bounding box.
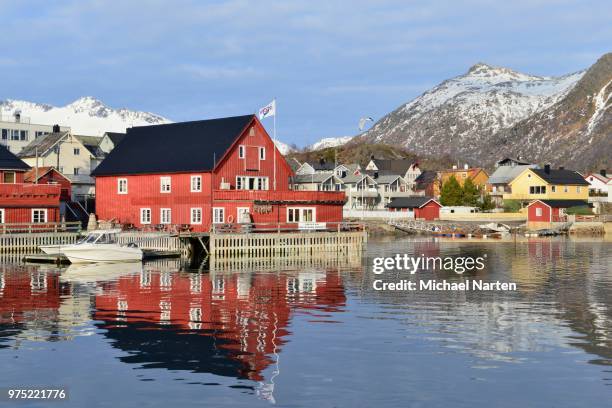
[527,199,590,228]
[386,197,441,220]
[25,166,72,202]
[0,146,61,224]
[92,115,346,232]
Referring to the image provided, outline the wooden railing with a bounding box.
[0,221,82,234]
[213,189,346,203]
[211,221,365,234]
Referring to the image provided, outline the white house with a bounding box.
[584,171,610,195]
[365,158,421,189]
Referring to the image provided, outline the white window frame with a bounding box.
[536,207,542,217]
[236,175,269,191]
[259,147,266,160]
[577,186,581,193]
[160,176,171,193]
[0,208,4,223]
[551,186,556,193]
[236,207,250,222]
[74,148,80,155]
[287,207,316,223]
[213,207,225,224]
[3,171,16,184]
[32,209,47,223]
[191,207,203,225]
[160,208,171,224]
[238,145,245,159]
[140,208,152,224]
[190,175,202,192]
[118,178,128,194]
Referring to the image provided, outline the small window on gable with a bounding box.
[118,178,128,194]
[249,127,255,136]
[259,147,266,160]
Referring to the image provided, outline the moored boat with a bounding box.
[60,229,143,263]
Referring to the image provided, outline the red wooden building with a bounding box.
[25,166,72,202]
[92,115,345,232]
[386,197,441,220]
[526,199,590,228]
[0,146,61,224]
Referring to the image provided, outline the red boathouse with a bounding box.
[526,199,590,229]
[0,146,61,224]
[386,197,441,220]
[92,115,345,232]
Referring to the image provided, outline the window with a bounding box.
[190,175,202,192]
[259,147,266,160]
[0,209,4,223]
[32,209,47,223]
[577,186,581,193]
[10,130,19,140]
[238,145,245,159]
[140,208,151,224]
[3,172,15,184]
[192,208,203,224]
[564,186,568,193]
[536,207,542,216]
[118,178,128,194]
[212,207,224,224]
[237,207,250,223]
[287,207,316,223]
[1,129,7,140]
[73,167,80,175]
[236,176,269,190]
[529,186,546,194]
[73,148,80,155]
[249,127,255,136]
[160,176,171,193]
[20,130,28,141]
[551,186,556,193]
[160,208,171,224]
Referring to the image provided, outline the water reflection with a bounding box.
[0,237,610,406]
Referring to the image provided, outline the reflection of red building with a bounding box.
[0,267,63,325]
[94,269,346,380]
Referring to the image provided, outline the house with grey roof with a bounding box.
[292,173,344,192]
[488,162,539,206]
[365,158,421,188]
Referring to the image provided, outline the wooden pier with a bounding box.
[0,222,82,253]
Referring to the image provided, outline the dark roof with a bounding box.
[0,145,30,170]
[532,200,590,208]
[92,115,254,176]
[415,170,437,189]
[306,160,335,171]
[531,169,589,185]
[496,157,532,166]
[371,159,416,175]
[386,197,440,209]
[18,132,69,158]
[105,132,126,146]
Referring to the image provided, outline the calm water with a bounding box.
[0,237,611,407]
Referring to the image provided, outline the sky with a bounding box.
[0,0,610,147]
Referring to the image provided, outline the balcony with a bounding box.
[346,188,378,198]
[382,189,416,198]
[213,189,346,204]
[0,183,61,206]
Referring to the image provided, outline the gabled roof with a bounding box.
[528,199,590,208]
[104,132,126,146]
[342,173,376,184]
[24,166,70,183]
[306,160,335,171]
[370,159,416,174]
[92,115,255,176]
[373,174,405,184]
[530,169,590,185]
[288,157,302,172]
[18,131,70,158]
[415,170,437,189]
[496,157,532,166]
[488,164,538,185]
[387,197,440,209]
[0,144,30,171]
[585,173,610,184]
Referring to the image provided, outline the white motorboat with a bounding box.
[60,229,143,263]
[40,236,87,255]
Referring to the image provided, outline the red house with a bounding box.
[0,146,61,224]
[386,197,441,220]
[24,166,72,202]
[92,115,345,232]
[527,199,590,229]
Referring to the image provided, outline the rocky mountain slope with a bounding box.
[307,136,353,151]
[359,53,611,170]
[0,97,170,136]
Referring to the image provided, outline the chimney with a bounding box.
[464,163,469,170]
[544,164,551,174]
[370,155,375,160]
[52,124,60,133]
[601,169,607,178]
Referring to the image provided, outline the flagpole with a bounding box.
[273,98,277,191]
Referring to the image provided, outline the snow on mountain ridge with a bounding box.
[0,97,171,136]
[308,136,353,151]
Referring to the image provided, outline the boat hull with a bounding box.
[39,245,64,255]
[62,244,143,263]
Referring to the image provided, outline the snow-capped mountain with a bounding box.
[358,55,612,169]
[273,140,294,155]
[307,136,353,151]
[0,96,171,136]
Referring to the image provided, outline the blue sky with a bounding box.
[1,0,610,146]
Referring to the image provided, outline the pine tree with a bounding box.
[440,176,462,206]
[462,178,480,206]
[479,192,495,211]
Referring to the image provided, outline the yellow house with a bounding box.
[504,166,589,202]
[436,166,489,196]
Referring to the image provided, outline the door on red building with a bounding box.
[245,146,260,171]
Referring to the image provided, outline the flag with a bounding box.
[258,99,276,120]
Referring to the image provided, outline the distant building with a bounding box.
[98,132,126,155]
[488,159,539,206]
[584,170,610,197]
[439,165,489,192]
[365,158,421,188]
[414,171,438,197]
[295,159,336,175]
[504,165,589,203]
[527,199,591,230]
[386,197,441,220]
[0,113,69,154]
